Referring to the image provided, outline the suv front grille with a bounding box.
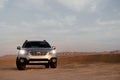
[30,51,47,56]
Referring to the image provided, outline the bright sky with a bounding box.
[0,0,120,56]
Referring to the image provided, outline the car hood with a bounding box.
[22,48,53,52]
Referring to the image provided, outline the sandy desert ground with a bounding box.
[0,52,120,80]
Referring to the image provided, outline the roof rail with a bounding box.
[43,40,47,42]
[25,40,28,42]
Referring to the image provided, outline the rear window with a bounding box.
[22,41,51,48]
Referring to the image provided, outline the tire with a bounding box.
[50,62,57,68]
[16,57,26,70]
[50,58,57,68]
[45,63,49,68]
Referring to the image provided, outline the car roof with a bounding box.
[26,40,47,43]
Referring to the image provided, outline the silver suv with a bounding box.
[16,40,57,70]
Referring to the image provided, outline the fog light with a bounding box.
[52,59,56,63]
[20,59,25,63]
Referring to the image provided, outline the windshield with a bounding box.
[22,41,51,48]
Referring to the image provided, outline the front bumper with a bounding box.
[18,57,57,65]
[28,58,49,65]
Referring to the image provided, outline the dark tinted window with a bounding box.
[22,41,51,48]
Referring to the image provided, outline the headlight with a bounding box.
[49,50,56,55]
[52,50,56,54]
[19,50,26,55]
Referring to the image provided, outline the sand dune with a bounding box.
[0,52,120,80]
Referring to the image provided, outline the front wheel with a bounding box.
[50,58,57,68]
[16,57,26,70]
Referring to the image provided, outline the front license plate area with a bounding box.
[29,61,48,63]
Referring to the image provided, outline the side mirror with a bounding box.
[17,46,21,50]
[52,46,56,50]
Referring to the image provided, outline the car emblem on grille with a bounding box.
[37,52,41,54]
